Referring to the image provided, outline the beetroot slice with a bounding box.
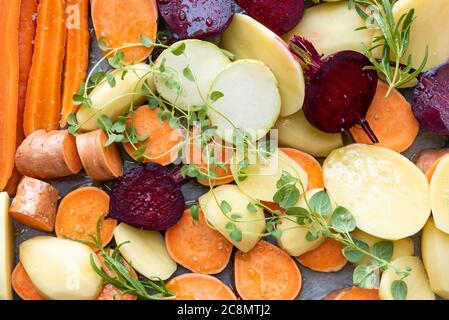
[109,163,185,231]
[237,0,304,35]
[157,0,235,40]
[412,62,449,135]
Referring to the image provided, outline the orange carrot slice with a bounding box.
[76,129,123,181]
[0,0,20,190]
[91,0,158,64]
[55,187,117,249]
[12,262,45,300]
[60,0,89,127]
[166,208,233,274]
[235,240,302,300]
[23,0,67,136]
[325,287,379,300]
[350,81,419,153]
[123,106,182,166]
[296,238,347,272]
[167,273,237,300]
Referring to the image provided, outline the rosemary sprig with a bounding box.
[349,0,428,96]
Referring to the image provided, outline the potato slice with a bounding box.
[323,144,430,240]
[422,218,449,299]
[198,185,265,252]
[154,39,230,111]
[77,63,153,131]
[208,59,281,143]
[113,223,176,280]
[379,256,435,300]
[275,111,343,157]
[222,14,305,117]
[392,0,449,71]
[429,155,449,234]
[284,2,374,57]
[351,229,414,266]
[0,192,13,300]
[231,148,307,202]
[277,189,334,256]
[19,236,102,300]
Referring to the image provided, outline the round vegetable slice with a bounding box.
[12,262,45,300]
[234,240,302,300]
[323,144,430,240]
[296,238,347,273]
[154,40,231,111]
[324,287,379,300]
[208,59,281,143]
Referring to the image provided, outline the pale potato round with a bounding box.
[284,2,374,56]
[222,13,305,117]
[154,39,230,111]
[323,144,430,240]
[351,229,414,267]
[275,111,343,157]
[379,256,435,300]
[231,148,308,202]
[277,189,334,256]
[198,185,265,253]
[113,223,176,280]
[422,218,449,299]
[429,155,449,234]
[19,236,102,300]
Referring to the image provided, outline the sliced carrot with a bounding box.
[0,0,20,190]
[425,154,449,183]
[123,106,182,166]
[55,187,117,249]
[350,81,419,153]
[96,250,137,300]
[15,130,82,179]
[60,0,90,127]
[325,287,379,300]
[12,262,45,300]
[23,0,67,136]
[9,177,59,232]
[166,208,233,274]
[235,240,302,300]
[5,0,38,194]
[296,238,347,272]
[91,0,158,64]
[76,129,123,181]
[167,273,237,300]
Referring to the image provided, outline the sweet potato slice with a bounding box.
[325,287,379,300]
[296,238,347,272]
[12,262,45,300]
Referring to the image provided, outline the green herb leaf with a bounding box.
[133,146,147,159]
[210,91,224,102]
[391,280,408,300]
[106,72,116,88]
[246,202,257,213]
[220,200,232,214]
[309,190,332,217]
[140,35,153,48]
[190,205,199,221]
[183,66,195,82]
[353,264,377,289]
[171,42,186,56]
[331,207,357,233]
[343,239,370,263]
[372,241,394,262]
[108,51,124,69]
[97,38,109,51]
[230,228,243,242]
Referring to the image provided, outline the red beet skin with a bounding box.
[237,0,304,35]
[157,0,235,40]
[109,163,185,230]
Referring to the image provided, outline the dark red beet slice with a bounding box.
[237,0,304,35]
[109,163,185,230]
[412,62,449,135]
[157,0,235,40]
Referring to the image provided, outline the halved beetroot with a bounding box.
[157,0,235,40]
[109,163,185,230]
[236,0,304,35]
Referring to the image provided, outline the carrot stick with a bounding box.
[76,129,123,181]
[11,262,45,300]
[5,0,38,194]
[91,0,158,64]
[235,240,302,300]
[9,177,59,232]
[350,81,419,153]
[60,0,89,128]
[0,0,20,190]
[296,238,347,272]
[166,208,233,274]
[167,273,237,300]
[55,187,117,249]
[123,106,182,166]
[15,129,82,179]
[23,0,67,136]
[324,287,379,300]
